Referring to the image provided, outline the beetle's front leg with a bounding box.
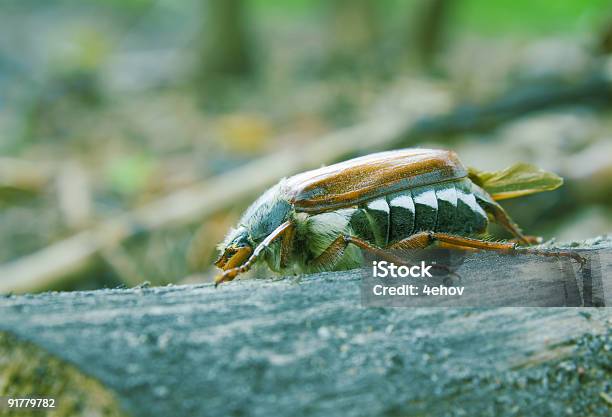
[215,260,256,287]
[215,220,294,287]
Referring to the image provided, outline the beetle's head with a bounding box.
[215,181,292,273]
[215,226,253,271]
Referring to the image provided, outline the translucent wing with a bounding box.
[468,163,563,201]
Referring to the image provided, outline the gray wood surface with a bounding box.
[0,238,610,417]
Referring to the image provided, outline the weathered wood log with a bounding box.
[0,332,127,417]
[1,239,610,417]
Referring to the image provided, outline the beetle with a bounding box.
[214,148,580,285]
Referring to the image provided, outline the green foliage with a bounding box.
[106,155,155,196]
[455,0,611,35]
[250,0,610,35]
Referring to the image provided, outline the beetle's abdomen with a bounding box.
[348,179,488,246]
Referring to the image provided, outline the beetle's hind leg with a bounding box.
[478,195,543,246]
[308,234,454,276]
[514,245,585,267]
[309,232,584,277]
[401,232,585,267]
[472,184,538,245]
[309,235,408,270]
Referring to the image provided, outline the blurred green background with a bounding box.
[1,0,611,293]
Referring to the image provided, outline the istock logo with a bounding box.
[372,261,433,278]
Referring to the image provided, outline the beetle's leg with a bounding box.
[386,233,433,251]
[491,208,531,245]
[280,222,296,268]
[349,235,457,275]
[405,232,584,266]
[344,236,419,266]
[472,184,534,245]
[514,245,585,266]
[309,234,454,276]
[308,235,351,271]
[388,231,517,252]
[309,235,406,271]
[481,200,532,245]
[215,221,294,286]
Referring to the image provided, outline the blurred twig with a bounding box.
[0,158,53,195]
[396,72,612,143]
[56,161,92,230]
[1,73,611,294]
